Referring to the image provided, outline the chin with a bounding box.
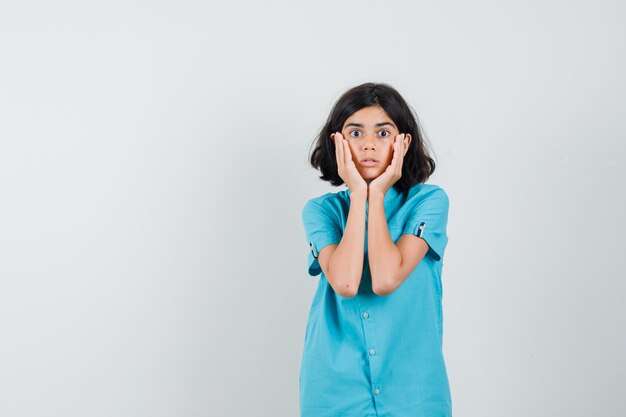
[360,169,382,178]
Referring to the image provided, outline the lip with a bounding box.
[360,159,379,167]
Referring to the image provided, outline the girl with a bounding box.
[301,82,452,417]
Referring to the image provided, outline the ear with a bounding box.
[404,133,412,153]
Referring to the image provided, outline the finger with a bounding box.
[343,138,352,164]
[336,132,345,166]
[393,135,402,173]
[402,134,409,156]
[397,134,405,172]
[333,132,343,171]
[393,135,400,162]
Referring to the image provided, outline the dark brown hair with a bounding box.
[308,82,436,193]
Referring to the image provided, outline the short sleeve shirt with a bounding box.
[300,183,452,417]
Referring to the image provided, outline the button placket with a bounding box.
[354,299,383,403]
[364,312,382,401]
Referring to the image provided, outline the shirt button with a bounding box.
[369,348,376,356]
[374,388,381,395]
[362,312,369,319]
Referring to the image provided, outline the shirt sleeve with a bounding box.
[401,187,450,262]
[301,199,343,276]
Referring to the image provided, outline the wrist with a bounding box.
[349,188,368,201]
[368,188,385,201]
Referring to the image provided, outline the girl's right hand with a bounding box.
[331,132,368,195]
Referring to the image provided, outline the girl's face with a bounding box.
[341,105,410,182]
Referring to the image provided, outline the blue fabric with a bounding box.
[300,183,452,417]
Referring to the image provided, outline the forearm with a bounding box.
[367,190,402,296]
[328,190,367,297]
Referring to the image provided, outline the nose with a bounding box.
[361,133,377,150]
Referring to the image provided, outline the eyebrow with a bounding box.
[344,121,396,129]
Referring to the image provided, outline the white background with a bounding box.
[1,1,624,416]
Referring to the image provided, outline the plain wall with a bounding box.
[1,1,624,416]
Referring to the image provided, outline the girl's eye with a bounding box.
[349,130,392,138]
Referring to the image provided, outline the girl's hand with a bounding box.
[369,133,408,197]
[331,132,368,195]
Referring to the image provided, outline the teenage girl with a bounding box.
[300,82,452,417]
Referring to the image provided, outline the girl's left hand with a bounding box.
[369,133,408,197]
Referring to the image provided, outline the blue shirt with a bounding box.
[300,183,452,417]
